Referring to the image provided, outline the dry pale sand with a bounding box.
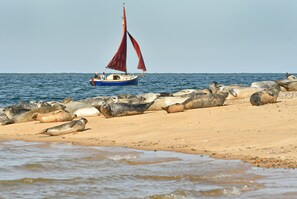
[1,92,297,169]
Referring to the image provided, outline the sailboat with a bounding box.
[90,4,146,86]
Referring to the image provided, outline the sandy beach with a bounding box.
[1,92,297,169]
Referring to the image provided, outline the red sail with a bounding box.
[127,31,147,72]
[106,6,127,73]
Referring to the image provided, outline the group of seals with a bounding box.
[1,73,296,138]
[2,103,65,125]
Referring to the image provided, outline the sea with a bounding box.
[1,73,297,198]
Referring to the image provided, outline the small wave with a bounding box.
[199,186,246,197]
[125,157,181,165]
[135,175,183,181]
[145,189,189,199]
[200,184,263,197]
[0,177,58,185]
[14,163,48,171]
[0,177,85,186]
[108,154,138,161]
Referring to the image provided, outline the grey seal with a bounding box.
[250,81,278,89]
[110,94,145,104]
[3,104,65,125]
[32,110,76,123]
[147,96,189,111]
[250,86,280,106]
[182,91,228,109]
[0,113,14,125]
[162,103,185,113]
[39,118,88,136]
[98,102,153,118]
[276,80,297,91]
[209,81,263,100]
[285,73,297,81]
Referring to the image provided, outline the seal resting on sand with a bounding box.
[32,110,76,123]
[276,80,297,91]
[98,102,153,118]
[147,96,189,111]
[183,91,228,109]
[0,113,14,125]
[39,118,88,136]
[73,107,100,117]
[162,103,185,113]
[209,81,259,100]
[250,81,278,89]
[2,104,65,125]
[250,86,280,106]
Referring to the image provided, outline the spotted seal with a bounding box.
[39,118,88,136]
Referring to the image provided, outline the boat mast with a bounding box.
[106,3,128,73]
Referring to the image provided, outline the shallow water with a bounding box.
[0,140,297,198]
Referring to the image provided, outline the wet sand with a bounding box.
[1,92,297,169]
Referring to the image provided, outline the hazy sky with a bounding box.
[0,0,296,73]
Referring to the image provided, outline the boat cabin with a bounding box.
[106,74,136,81]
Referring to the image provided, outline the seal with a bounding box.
[3,106,30,120]
[73,107,100,117]
[110,94,145,104]
[2,104,66,125]
[183,91,228,109]
[209,81,239,97]
[98,102,153,118]
[250,86,280,106]
[79,97,107,106]
[0,113,14,125]
[172,89,196,97]
[63,101,93,113]
[172,89,211,98]
[162,103,185,113]
[250,81,278,89]
[32,110,76,123]
[137,93,161,103]
[39,118,88,136]
[276,80,297,91]
[285,73,297,81]
[147,96,189,111]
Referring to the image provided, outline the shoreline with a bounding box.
[1,95,297,169]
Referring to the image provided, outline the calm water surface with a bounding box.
[1,141,297,199]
